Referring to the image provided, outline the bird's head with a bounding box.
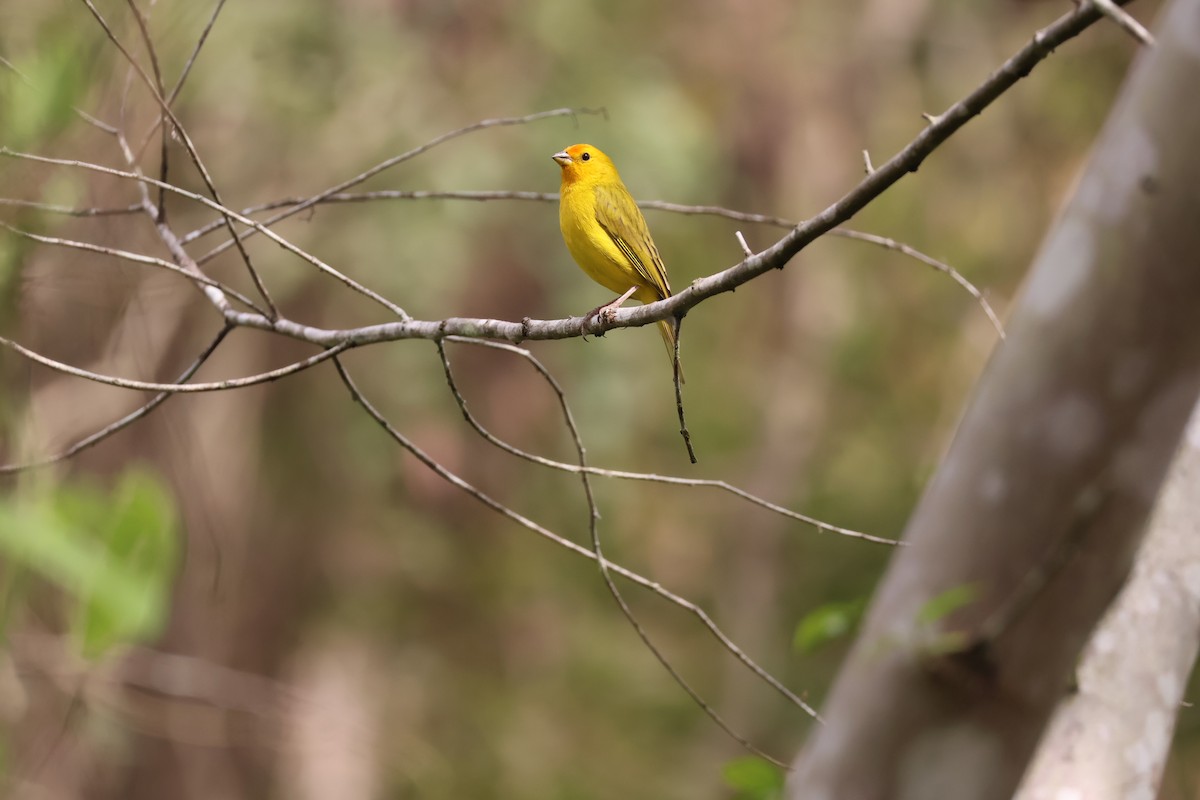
[552,144,618,185]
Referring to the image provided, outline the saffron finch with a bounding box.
[552,144,682,380]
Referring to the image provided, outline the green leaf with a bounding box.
[722,756,784,800]
[0,470,179,659]
[917,584,978,625]
[792,598,866,654]
[74,470,179,657]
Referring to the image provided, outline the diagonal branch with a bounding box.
[123,0,170,219]
[179,190,1003,339]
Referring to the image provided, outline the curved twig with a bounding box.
[336,355,822,721]
[439,337,899,546]
[0,335,349,393]
[437,337,791,765]
[0,326,233,475]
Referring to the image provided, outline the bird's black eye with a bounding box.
[581,152,590,161]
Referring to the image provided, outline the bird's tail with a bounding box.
[656,318,685,384]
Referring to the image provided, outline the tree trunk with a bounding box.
[789,1,1200,797]
[1014,399,1200,798]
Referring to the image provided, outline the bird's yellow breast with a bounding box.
[559,180,647,297]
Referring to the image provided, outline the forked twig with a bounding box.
[79,0,279,316]
[337,354,822,721]
[0,326,233,475]
[437,338,788,765]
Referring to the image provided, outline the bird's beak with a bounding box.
[551,150,571,166]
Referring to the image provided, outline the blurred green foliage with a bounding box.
[722,756,784,800]
[792,598,866,655]
[0,469,178,657]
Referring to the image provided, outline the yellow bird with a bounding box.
[552,144,682,380]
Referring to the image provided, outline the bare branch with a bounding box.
[123,0,170,217]
[0,327,232,475]
[188,189,1003,339]
[168,0,227,105]
[131,0,230,162]
[0,334,349,393]
[1090,0,1155,44]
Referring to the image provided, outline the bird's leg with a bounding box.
[583,286,638,337]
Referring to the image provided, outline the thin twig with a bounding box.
[0,149,408,319]
[0,335,349,393]
[168,0,227,105]
[834,229,1005,340]
[133,0,230,161]
[635,200,1007,340]
[0,52,119,136]
[194,108,606,266]
[1089,0,1154,45]
[438,336,897,545]
[0,198,142,217]
[0,55,26,78]
[735,230,753,258]
[0,326,232,475]
[124,0,170,218]
[672,317,697,463]
[0,222,261,312]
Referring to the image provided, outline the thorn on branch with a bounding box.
[921,112,942,125]
[862,149,875,175]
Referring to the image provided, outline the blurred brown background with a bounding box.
[0,1,1183,798]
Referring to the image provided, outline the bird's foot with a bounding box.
[583,287,638,338]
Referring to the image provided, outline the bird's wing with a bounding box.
[593,182,672,300]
